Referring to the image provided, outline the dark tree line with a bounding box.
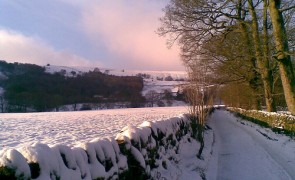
[0,61,145,112]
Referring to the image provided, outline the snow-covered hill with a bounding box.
[0,63,188,113]
[44,65,187,80]
[45,64,188,98]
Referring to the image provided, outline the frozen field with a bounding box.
[0,107,187,149]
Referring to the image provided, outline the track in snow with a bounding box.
[208,110,295,180]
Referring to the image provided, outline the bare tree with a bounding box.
[145,90,160,107]
[268,0,295,114]
[184,58,215,158]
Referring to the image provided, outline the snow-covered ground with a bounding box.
[0,107,188,149]
[142,79,186,95]
[2,106,294,179]
[206,110,295,179]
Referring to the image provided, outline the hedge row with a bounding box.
[227,107,295,137]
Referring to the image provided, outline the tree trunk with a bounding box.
[262,0,276,112]
[248,0,276,112]
[237,0,263,110]
[268,0,295,114]
[239,22,262,110]
[249,81,262,110]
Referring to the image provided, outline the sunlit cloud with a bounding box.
[81,1,183,70]
[0,1,184,70]
[0,29,98,67]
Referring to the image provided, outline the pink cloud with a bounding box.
[81,1,183,70]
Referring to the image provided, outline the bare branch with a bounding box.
[279,5,295,12]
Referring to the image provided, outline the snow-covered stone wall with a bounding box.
[0,114,197,179]
[0,138,127,180]
[227,107,295,136]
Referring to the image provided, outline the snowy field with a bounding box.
[0,107,188,149]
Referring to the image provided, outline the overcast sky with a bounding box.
[0,0,183,71]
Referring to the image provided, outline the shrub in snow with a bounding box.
[156,100,165,107]
[136,73,151,79]
[164,76,173,81]
[80,104,92,111]
[159,77,164,81]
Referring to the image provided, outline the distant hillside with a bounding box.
[44,64,187,80]
[45,64,188,96]
[0,61,145,112]
[0,61,187,112]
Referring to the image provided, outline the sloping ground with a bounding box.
[206,110,295,179]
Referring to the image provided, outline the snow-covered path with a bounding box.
[208,110,295,180]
